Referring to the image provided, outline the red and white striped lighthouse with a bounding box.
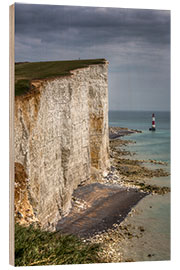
[152,113,156,129]
[149,113,156,131]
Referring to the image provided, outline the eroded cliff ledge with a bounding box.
[14,59,109,230]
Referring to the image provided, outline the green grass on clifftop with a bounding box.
[15,223,103,266]
[15,59,106,96]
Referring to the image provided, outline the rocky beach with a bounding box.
[56,126,170,262]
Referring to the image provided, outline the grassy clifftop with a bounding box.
[15,59,107,96]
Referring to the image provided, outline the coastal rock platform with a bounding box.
[56,183,146,238]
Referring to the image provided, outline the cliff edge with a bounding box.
[14,59,109,230]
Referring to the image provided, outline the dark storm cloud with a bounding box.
[15,3,170,111]
[15,3,170,48]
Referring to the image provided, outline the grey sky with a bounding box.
[15,3,170,111]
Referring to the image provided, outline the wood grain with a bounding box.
[9,3,15,266]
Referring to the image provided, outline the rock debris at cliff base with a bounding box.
[56,183,147,238]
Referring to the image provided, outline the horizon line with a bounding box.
[108,109,170,112]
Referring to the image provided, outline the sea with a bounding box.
[109,110,170,261]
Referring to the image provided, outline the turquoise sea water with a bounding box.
[109,110,170,261]
[109,110,170,163]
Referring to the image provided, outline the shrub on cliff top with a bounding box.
[15,223,102,266]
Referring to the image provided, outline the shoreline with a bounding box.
[56,127,147,238]
[56,126,170,262]
[56,183,147,238]
[108,127,170,194]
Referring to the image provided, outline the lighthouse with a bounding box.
[149,113,156,131]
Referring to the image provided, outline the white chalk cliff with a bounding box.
[14,61,109,230]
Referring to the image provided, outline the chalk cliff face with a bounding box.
[14,62,109,230]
